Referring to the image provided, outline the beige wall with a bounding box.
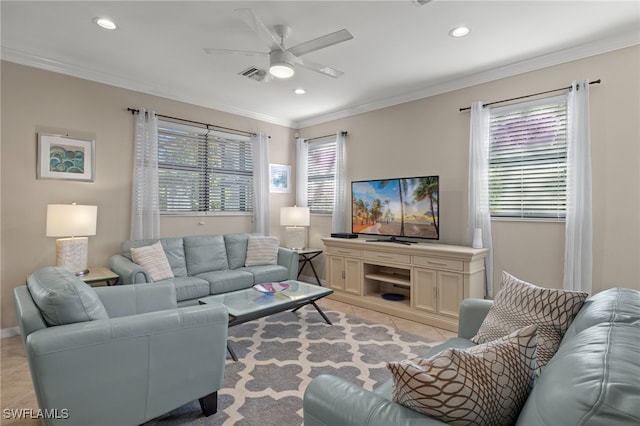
[0,62,296,330]
[2,45,639,331]
[299,46,640,295]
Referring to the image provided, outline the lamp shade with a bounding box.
[280,206,310,227]
[46,204,98,237]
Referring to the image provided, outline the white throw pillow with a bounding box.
[472,271,588,372]
[388,325,538,426]
[245,236,280,266]
[130,241,174,282]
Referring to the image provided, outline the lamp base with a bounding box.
[55,237,89,276]
[285,226,306,250]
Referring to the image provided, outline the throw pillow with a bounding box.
[472,271,588,372]
[245,236,280,266]
[130,241,174,282]
[388,325,538,426]
[27,266,109,326]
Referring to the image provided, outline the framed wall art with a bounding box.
[269,163,291,193]
[37,133,95,181]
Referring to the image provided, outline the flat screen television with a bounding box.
[351,175,439,243]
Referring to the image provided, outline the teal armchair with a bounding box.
[14,267,229,426]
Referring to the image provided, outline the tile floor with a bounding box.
[0,297,456,425]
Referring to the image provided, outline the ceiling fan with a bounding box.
[204,8,353,80]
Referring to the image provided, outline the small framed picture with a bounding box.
[37,133,95,181]
[269,163,291,193]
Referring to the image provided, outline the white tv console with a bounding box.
[322,237,488,332]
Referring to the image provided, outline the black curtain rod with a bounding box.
[306,131,348,142]
[127,108,264,138]
[459,79,601,112]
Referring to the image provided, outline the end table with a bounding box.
[295,248,323,286]
[81,267,119,287]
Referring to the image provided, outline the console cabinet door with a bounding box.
[327,256,362,295]
[413,268,437,313]
[437,271,464,319]
[327,256,346,291]
[343,257,362,295]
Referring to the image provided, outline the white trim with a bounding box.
[1,327,21,339]
[2,29,637,130]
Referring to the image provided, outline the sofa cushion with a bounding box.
[245,236,280,266]
[184,235,229,275]
[196,270,255,294]
[130,241,174,282]
[388,325,538,426]
[121,238,187,277]
[517,322,640,426]
[224,233,251,270]
[27,266,109,326]
[563,287,640,341]
[472,271,587,372]
[242,265,290,284]
[155,276,210,302]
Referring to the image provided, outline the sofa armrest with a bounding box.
[457,298,493,339]
[25,304,228,425]
[303,375,448,426]
[94,282,177,318]
[109,254,150,284]
[277,247,299,280]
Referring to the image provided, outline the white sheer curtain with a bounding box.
[468,102,494,297]
[564,80,592,293]
[295,137,308,207]
[252,132,270,235]
[332,131,347,233]
[131,108,160,240]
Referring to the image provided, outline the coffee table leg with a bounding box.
[227,343,238,362]
[309,300,332,325]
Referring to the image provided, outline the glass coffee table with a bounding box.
[199,280,333,361]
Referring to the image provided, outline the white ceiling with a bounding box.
[2,1,639,128]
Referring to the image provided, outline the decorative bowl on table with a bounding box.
[252,282,290,295]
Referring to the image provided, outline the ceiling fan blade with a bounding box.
[295,57,344,78]
[235,8,284,52]
[288,29,353,57]
[203,48,267,57]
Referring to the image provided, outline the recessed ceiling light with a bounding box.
[294,88,306,95]
[449,26,470,38]
[93,17,117,30]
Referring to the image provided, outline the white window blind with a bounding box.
[489,96,567,219]
[307,137,336,214]
[158,121,253,214]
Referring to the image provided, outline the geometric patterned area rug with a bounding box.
[146,306,439,426]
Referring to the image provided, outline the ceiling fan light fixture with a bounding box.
[269,50,295,79]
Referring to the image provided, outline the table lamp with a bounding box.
[280,206,310,249]
[46,203,98,276]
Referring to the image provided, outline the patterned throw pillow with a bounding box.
[388,325,538,426]
[130,241,174,282]
[245,236,280,266]
[472,271,588,372]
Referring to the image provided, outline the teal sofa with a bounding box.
[110,233,299,306]
[303,287,640,425]
[14,267,229,426]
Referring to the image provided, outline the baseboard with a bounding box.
[1,327,20,339]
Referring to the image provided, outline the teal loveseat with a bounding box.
[303,287,640,425]
[110,233,299,306]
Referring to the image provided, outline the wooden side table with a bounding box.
[295,248,323,286]
[81,267,120,287]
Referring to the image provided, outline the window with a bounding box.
[157,121,253,214]
[307,137,337,214]
[489,96,568,220]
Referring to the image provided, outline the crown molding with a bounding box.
[0,47,296,129]
[293,30,640,129]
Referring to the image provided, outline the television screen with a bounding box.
[351,176,439,241]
